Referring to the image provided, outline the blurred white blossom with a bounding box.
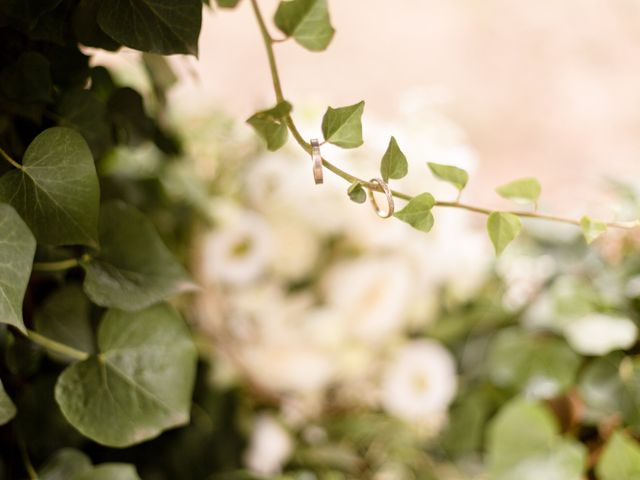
[563,313,638,356]
[244,414,293,476]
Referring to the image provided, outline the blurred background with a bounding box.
[91,1,640,478]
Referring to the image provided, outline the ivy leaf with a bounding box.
[97,0,202,55]
[347,182,366,204]
[487,328,580,398]
[487,212,522,255]
[55,304,197,447]
[394,193,436,233]
[75,465,141,480]
[496,177,541,205]
[321,101,365,149]
[596,431,640,480]
[0,127,99,247]
[380,136,408,182]
[488,399,586,480]
[0,52,52,104]
[72,0,121,51]
[427,162,469,192]
[82,201,195,311]
[0,203,36,333]
[274,0,335,51]
[35,285,95,362]
[39,448,141,480]
[580,216,607,244]
[246,101,292,151]
[0,377,16,425]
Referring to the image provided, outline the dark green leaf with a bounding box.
[321,101,364,149]
[0,127,99,246]
[427,162,468,191]
[580,215,606,244]
[596,431,640,480]
[75,464,141,480]
[246,101,292,151]
[107,87,154,146]
[274,0,334,51]
[55,304,197,447]
[0,378,16,425]
[487,211,522,255]
[39,449,92,480]
[380,136,408,182]
[97,0,202,55]
[393,193,436,232]
[35,285,95,362]
[0,52,52,103]
[82,201,195,311]
[347,182,366,204]
[215,0,241,8]
[72,0,121,51]
[0,203,36,333]
[496,177,541,205]
[0,0,62,29]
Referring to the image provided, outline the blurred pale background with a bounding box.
[169,0,640,218]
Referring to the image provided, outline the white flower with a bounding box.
[563,313,638,356]
[381,340,457,424]
[200,209,272,286]
[244,414,293,476]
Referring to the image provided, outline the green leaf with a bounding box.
[35,285,95,361]
[0,0,62,30]
[0,52,52,104]
[274,0,335,51]
[0,377,16,425]
[380,136,408,182]
[246,101,292,151]
[55,304,197,447]
[39,449,92,480]
[393,193,436,232]
[97,0,202,55]
[487,399,586,480]
[0,127,99,246]
[427,162,468,192]
[0,203,36,333]
[72,0,121,51]
[596,431,640,480]
[487,212,522,255]
[75,464,141,480]
[215,0,241,7]
[321,101,365,149]
[82,201,195,311]
[580,216,607,244]
[496,177,541,205]
[487,328,580,398]
[347,182,366,204]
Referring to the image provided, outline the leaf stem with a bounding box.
[26,330,89,361]
[17,435,37,480]
[32,258,81,272]
[249,0,638,231]
[0,146,22,170]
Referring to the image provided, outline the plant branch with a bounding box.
[0,146,22,170]
[26,330,89,361]
[249,0,637,231]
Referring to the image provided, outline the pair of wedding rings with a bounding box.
[309,139,394,218]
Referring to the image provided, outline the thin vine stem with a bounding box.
[249,0,638,231]
[0,146,22,170]
[26,330,89,361]
[32,258,81,272]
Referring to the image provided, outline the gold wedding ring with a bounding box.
[310,139,323,184]
[367,178,394,218]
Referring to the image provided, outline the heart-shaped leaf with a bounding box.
[347,181,366,204]
[580,215,607,244]
[380,136,408,182]
[97,0,202,55]
[321,101,364,149]
[496,177,541,205]
[0,203,36,333]
[394,193,436,232]
[246,101,292,151]
[55,304,197,447]
[487,211,522,255]
[427,162,469,192]
[0,127,99,246]
[82,201,195,311]
[596,431,640,480]
[274,0,335,51]
[0,377,16,425]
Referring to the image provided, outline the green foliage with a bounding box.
[0,378,16,425]
[274,0,335,51]
[394,193,436,232]
[596,431,640,480]
[581,215,607,244]
[487,399,586,480]
[81,202,195,311]
[496,177,541,205]
[247,101,292,151]
[55,304,197,447]
[380,136,408,182]
[0,204,36,333]
[216,0,242,8]
[0,127,99,246]
[347,181,366,204]
[321,101,365,149]
[39,448,141,480]
[487,211,522,255]
[427,162,468,192]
